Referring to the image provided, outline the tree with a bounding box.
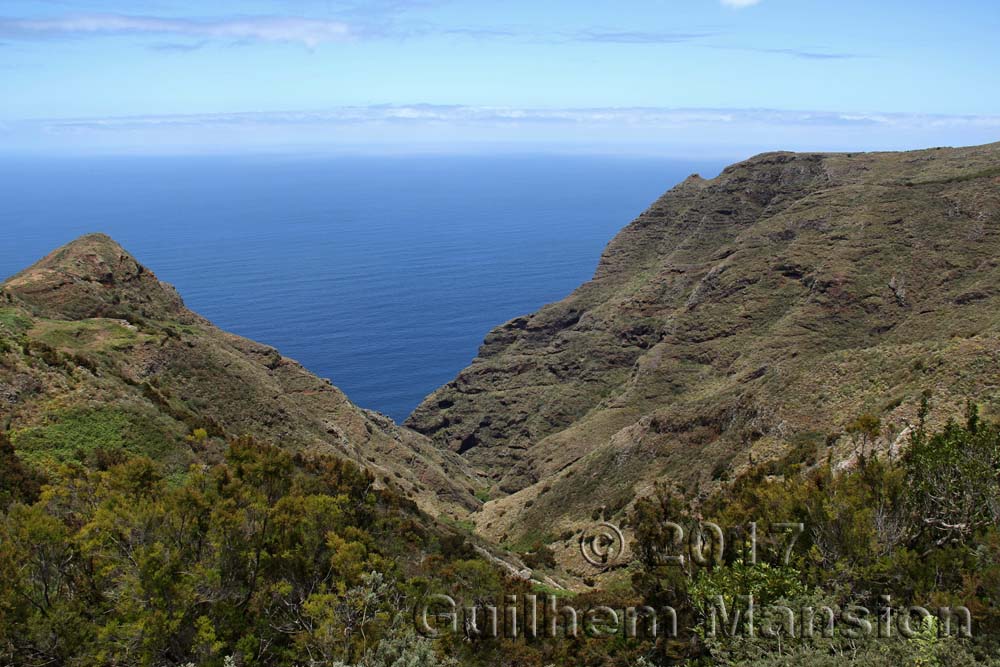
[905,402,1000,546]
[847,413,882,461]
[0,431,44,510]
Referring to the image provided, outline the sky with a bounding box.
[1,0,998,156]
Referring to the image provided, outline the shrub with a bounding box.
[522,544,557,570]
[0,431,45,509]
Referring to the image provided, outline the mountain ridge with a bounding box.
[1,233,484,518]
[406,141,1000,553]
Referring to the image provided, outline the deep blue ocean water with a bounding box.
[0,155,724,421]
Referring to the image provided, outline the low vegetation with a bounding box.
[630,401,1000,665]
[1,401,996,665]
[0,436,502,666]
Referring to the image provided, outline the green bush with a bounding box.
[10,406,175,463]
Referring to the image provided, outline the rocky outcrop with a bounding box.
[4,233,196,323]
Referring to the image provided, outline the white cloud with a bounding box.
[6,106,999,157]
[720,0,762,8]
[29,106,1000,132]
[0,14,353,47]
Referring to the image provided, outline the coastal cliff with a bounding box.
[407,142,1000,546]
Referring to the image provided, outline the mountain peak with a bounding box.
[2,233,195,323]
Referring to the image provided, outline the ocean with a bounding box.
[0,155,725,422]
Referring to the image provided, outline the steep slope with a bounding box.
[0,234,482,517]
[406,142,1000,549]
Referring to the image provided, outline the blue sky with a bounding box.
[1,0,998,156]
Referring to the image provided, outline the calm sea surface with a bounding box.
[0,155,724,421]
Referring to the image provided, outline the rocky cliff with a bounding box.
[406,142,1000,549]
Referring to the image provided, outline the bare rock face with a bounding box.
[1,235,482,518]
[406,142,1000,543]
